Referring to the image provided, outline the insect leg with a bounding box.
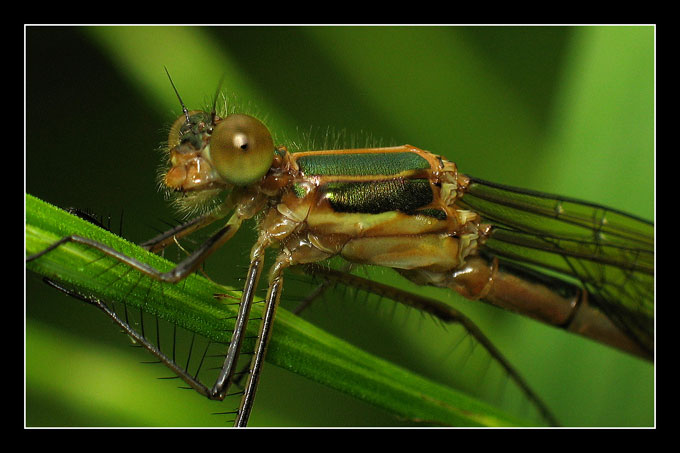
[40,278,217,398]
[139,213,219,253]
[289,262,354,315]
[27,214,243,284]
[234,252,289,427]
[209,252,264,401]
[303,265,560,426]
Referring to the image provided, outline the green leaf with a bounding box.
[26,193,532,427]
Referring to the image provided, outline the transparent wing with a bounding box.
[458,177,654,355]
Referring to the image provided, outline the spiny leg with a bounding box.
[138,196,233,253]
[140,212,221,253]
[234,253,289,427]
[27,214,242,285]
[28,208,257,405]
[209,253,264,401]
[303,265,559,426]
[40,278,217,398]
[36,241,269,418]
[290,262,354,315]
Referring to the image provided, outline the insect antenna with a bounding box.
[164,66,190,124]
[210,74,226,126]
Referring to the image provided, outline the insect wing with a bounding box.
[459,177,654,356]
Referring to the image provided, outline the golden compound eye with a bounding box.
[209,114,274,186]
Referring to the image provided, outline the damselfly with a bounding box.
[26,69,654,426]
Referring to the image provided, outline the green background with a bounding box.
[25,26,654,427]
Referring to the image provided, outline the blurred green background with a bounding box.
[25,26,654,427]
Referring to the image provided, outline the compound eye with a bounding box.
[209,114,274,186]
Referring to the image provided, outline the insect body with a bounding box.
[155,107,504,424]
[27,80,653,426]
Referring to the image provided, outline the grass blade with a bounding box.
[26,193,533,427]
